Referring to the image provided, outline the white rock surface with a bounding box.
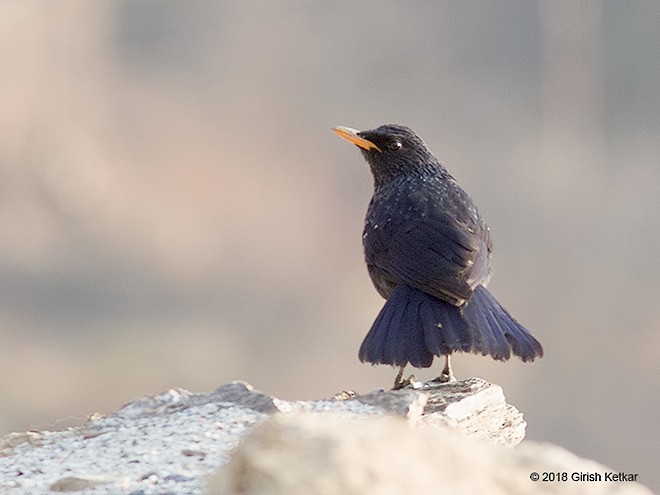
[0,386,269,494]
[210,413,653,495]
[1,379,649,495]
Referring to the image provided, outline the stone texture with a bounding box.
[49,476,109,492]
[209,413,653,495]
[0,379,651,495]
[354,378,526,446]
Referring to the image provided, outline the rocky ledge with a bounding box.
[0,379,653,495]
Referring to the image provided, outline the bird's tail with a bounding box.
[359,285,543,368]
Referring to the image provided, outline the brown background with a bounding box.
[1,2,658,491]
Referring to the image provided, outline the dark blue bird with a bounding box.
[333,124,543,387]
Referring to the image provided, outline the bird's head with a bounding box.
[333,124,439,185]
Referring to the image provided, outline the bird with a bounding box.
[333,124,543,388]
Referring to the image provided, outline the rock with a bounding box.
[107,378,524,448]
[0,379,651,495]
[49,476,109,492]
[208,413,653,495]
[274,377,525,447]
[0,431,47,456]
[354,378,526,446]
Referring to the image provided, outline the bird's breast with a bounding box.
[366,175,447,226]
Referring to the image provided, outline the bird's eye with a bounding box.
[388,141,402,151]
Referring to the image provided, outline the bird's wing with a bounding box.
[365,212,490,305]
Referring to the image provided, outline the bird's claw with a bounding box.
[392,373,416,390]
[431,369,456,383]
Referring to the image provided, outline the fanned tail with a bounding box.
[463,285,543,362]
[359,285,543,368]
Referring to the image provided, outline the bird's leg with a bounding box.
[392,366,406,389]
[392,365,415,390]
[442,354,455,382]
[432,355,456,383]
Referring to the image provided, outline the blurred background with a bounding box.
[1,1,659,490]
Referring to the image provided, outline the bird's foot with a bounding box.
[430,370,456,384]
[430,355,456,383]
[392,373,416,390]
[392,365,416,390]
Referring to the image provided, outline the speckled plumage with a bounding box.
[364,166,492,306]
[336,124,543,373]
